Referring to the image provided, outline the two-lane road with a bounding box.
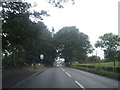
[21,67,119,89]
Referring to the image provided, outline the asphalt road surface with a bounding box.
[21,67,119,89]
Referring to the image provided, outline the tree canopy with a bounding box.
[47,0,75,8]
[54,26,92,64]
[2,2,56,68]
[2,1,111,68]
[95,33,120,61]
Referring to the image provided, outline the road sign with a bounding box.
[40,54,44,60]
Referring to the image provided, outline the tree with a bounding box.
[116,51,120,61]
[87,55,100,63]
[37,22,56,65]
[95,33,120,66]
[54,26,92,64]
[47,0,75,8]
[2,2,34,67]
[2,2,56,68]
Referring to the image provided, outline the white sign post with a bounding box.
[40,54,44,64]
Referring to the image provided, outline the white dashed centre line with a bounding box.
[75,80,86,90]
[61,68,65,72]
[62,69,65,72]
[65,72,72,77]
[61,68,86,89]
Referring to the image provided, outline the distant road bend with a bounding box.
[16,67,119,89]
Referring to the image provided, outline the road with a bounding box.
[20,67,119,89]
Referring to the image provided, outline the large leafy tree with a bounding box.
[54,26,92,64]
[2,2,34,67]
[95,33,120,62]
[36,22,56,65]
[2,2,56,68]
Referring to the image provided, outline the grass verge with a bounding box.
[71,65,120,80]
[79,61,120,67]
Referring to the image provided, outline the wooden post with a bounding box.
[113,59,115,72]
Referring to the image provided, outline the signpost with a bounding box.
[40,54,44,64]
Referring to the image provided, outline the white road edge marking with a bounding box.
[66,72,72,77]
[75,80,86,90]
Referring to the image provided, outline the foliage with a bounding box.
[87,55,100,63]
[116,50,120,61]
[54,26,92,64]
[47,0,75,8]
[2,2,56,68]
[95,33,120,61]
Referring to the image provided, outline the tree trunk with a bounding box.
[114,60,115,68]
[14,48,16,67]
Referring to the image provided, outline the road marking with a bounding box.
[75,80,86,90]
[66,72,72,77]
[61,68,65,72]
[62,68,65,71]
[63,69,65,72]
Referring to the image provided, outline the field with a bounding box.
[79,61,120,67]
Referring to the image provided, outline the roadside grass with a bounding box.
[79,61,120,67]
[71,65,120,80]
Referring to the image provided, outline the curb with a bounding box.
[11,67,47,88]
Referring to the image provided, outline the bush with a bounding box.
[2,56,14,69]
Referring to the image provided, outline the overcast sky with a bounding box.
[25,0,119,59]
